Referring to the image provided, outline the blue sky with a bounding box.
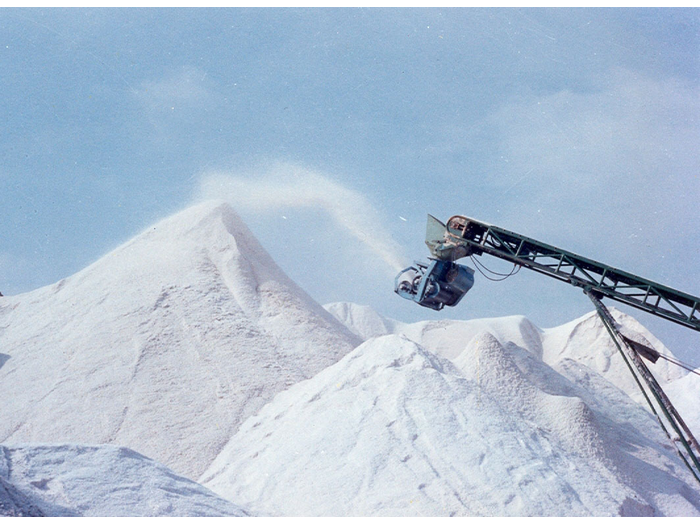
[1,8,699,360]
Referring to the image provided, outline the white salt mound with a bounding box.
[0,201,360,479]
[202,334,700,517]
[2,202,698,517]
[0,444,247,517]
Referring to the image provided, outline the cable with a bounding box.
[470,256,518,276]
[469,255,521,282]
[655,354,700,377]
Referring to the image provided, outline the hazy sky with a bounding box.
[2,8,699,360]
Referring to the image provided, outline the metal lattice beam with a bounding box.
[431,215,700,332]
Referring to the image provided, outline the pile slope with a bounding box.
[0,201,360,478]
[327,302,699,439]
[201,334,700,517]
[0,444,247,517]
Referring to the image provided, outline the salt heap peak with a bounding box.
[0,200,360,479]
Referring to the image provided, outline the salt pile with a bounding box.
[2,202,698,516]
[0,201,359,479]
[0,444,247,517]
[202,333,700,516]
[325,303,688,417]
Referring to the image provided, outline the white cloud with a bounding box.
[423,69,700,299]
[481,69,699,192]
[196,163,408,274]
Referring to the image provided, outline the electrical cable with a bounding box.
[469,255,521,282]
[655,354,700,377]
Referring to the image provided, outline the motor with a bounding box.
[394,259,475,311]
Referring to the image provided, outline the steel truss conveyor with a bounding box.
[395,214,700,484]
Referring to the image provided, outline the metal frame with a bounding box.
[414,213,700,486]
[587,291,700,482]
[435,215,700,332]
